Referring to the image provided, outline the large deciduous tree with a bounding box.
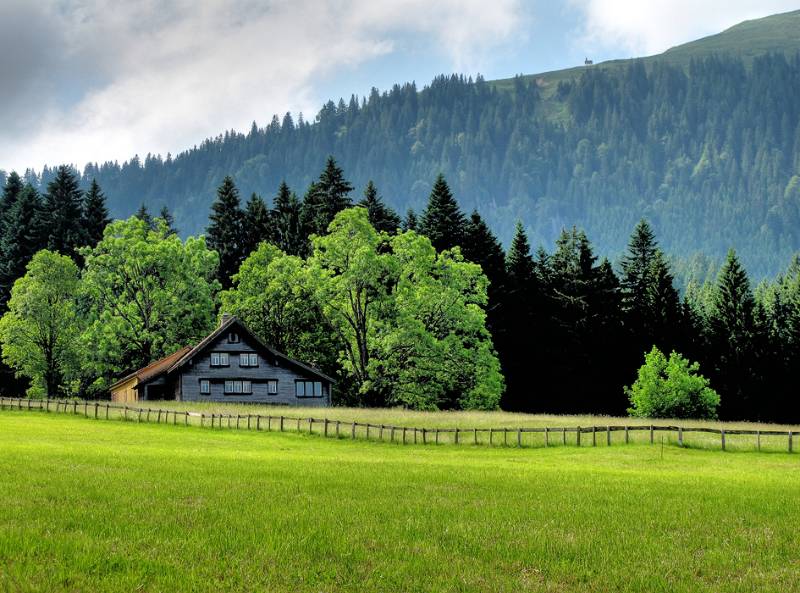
[80,217,219,385]
[0,250,83,397]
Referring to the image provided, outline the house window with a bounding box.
[267,380,278,394]
[229,332,240,343]
[211,352,229,367]
[224,380,251,395]
[295,380,324,397]
[239,353,258,367]
[200,380,210,394]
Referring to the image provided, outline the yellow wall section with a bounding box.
[111,377,139,403]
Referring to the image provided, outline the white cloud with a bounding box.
[572,0,798,56]
[0,0,523,173]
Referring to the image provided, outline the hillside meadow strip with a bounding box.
[1,412,800,593]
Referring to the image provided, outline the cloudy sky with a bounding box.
[1,0,797,173]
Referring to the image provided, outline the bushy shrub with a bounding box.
[626,346,720,419]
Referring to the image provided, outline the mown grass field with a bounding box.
[2,412,800,592]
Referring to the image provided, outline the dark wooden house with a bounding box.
[109,315,333,406]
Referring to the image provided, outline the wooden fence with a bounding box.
[0,396,796,453]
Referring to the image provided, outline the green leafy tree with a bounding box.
[83,179,111,246]
[0,250,82,397]
[359,180,400,234]
[219,243,338,374]
[207,176,246,289]
[80,217,219,386]
[419,173,466,252]
[626,346,720,419]
[41,165,88,258]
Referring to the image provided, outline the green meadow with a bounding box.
[2,412,800,593]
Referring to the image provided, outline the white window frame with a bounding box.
[267,380,278,394]
[200,379,210,394]
[243,380,252,394]
[296,380,324,398]
[249,353,258,367]
[211,352,229,367]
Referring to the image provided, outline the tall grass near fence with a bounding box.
[1,397,797,453]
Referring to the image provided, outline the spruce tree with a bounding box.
[0,185,44,307]
[243,193,272,255]
[402,208,418,232]
[135,203,154,230]
[499,222,536,411]
[709,249,760,419]
[359,181,400,234]
[419,174,466,252]
[159,205,178,236]
[82,179,111,246]
[41,165,87,258]
[309,156,353,234]
[272,182,304,256]
[0,172,24,262]
[620,219,658,319]
[463,211,506,294]
[206,176,246,289]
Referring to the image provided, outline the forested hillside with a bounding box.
[12,12,800,277]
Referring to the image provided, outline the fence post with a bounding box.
[577,426,581,447]
[280,416,284,432]
[379,425,384,441]
[562,427,566,445]
[678,426,683,447]
[435,428,439,444]
[422,428,427,445]
[414,428,418,444]
[544,427,549,447]
[308,418,313,434]
[389,425,394,442]
[790,431,794,453]
[721,429,726,451]
[455,428,459,445]
[650,425,654,444]
[73,401,78,414]
[517,428,522,447]
[247,415,251,430]
[504,428,508,447]
[366,425,370,440]
[402,426,406,444]
[607,426,611,447]
[625,426,629,444]
[94,402,99,419]
[352,422,357,439]
[123,406,128,421]
[336,421,341,438]
[324,419,329,438]
[185,412,189,426]
[201,414,205,428]
[105,404,110,420]
[756,430,760,451]
[489,428,494,446]
[592,426,596,447]
[474,428,478,445]
[256,415,261,431]
[267,416,271,431]
[84,401,88,417]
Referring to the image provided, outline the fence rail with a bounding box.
[0,397,796,453]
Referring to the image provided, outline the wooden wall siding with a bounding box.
[178,330,331,406]
[111,377,139,403]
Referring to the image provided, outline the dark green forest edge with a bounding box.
[7,10,800,279]
[0,160,799,423]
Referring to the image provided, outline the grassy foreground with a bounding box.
[1,413,800,592]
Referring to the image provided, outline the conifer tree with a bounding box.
[135,203,154,230]
[709,249,761,418]
[419,174,466,252]
[159,205,178,236]
[402,209,418,232]
[0,172,23,233]
[41,165,87,258]
[305,156,353,235]
[359,181,400,234]
[243,193,272,256]
[621,219,658,316]
[82,179,111,246]
[0,185,44,307]
[463,211,506,290]
[206,176,246,289]
[273,181,304,256]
